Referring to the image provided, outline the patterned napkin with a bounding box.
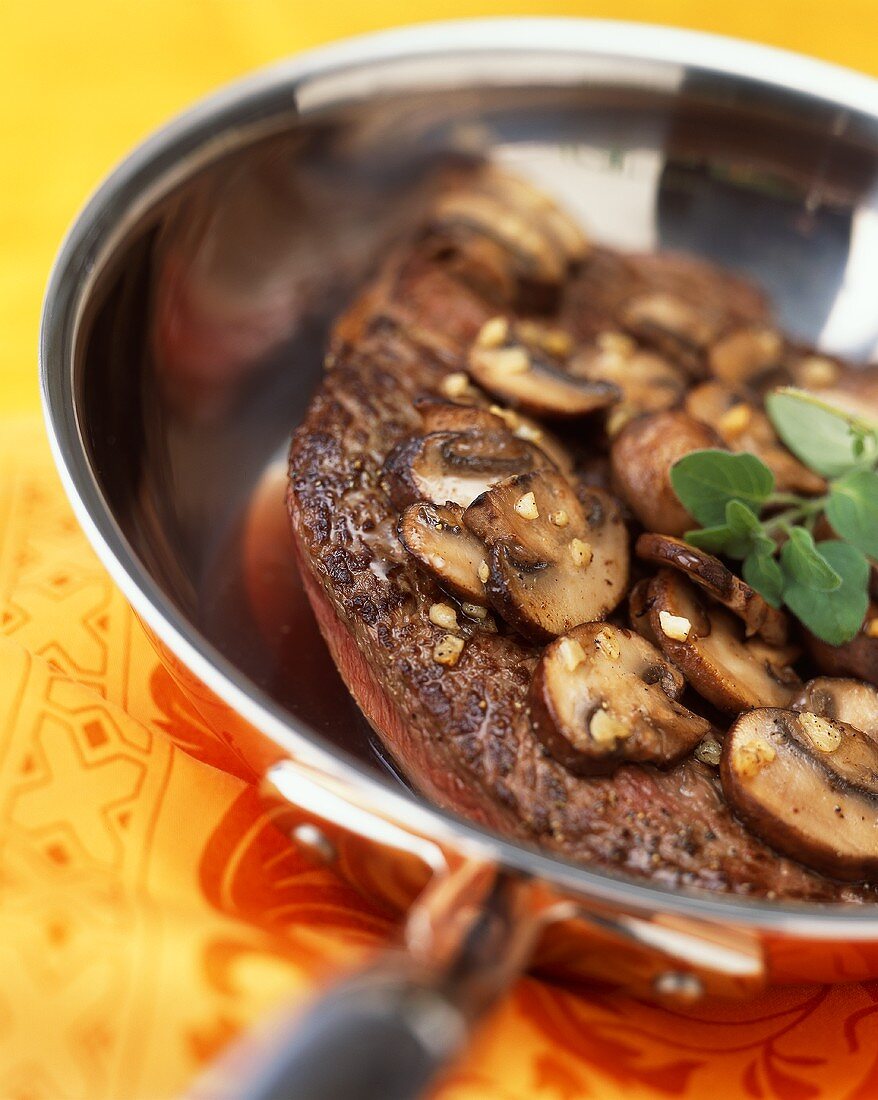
[2,414,878,1100]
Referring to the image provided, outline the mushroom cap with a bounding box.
[707,325,784,386]
[721,708,878,881]
[530,623,713,776]
[647,569,801,713]
[397,501,489,605]
[619,291,719,376]
[463,470,629,642]
[382,424,551,510]
[794,678,878,737]
[636,532,789,646]
[685,381,825,495]
[568,339,687,429]
[610,410,725,536]
[417,397,575,477]
[466,330,620,419]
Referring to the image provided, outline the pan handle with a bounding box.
[189,864,539,1100]
[188,960,466,1100]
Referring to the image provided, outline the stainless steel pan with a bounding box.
[40,19,878,1099]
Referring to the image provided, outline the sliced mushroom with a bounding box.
[647,569,801,712]
[610,410,725,536]
[794,678,878,737]
[685,381,824,495]
[483,405,575,476]
[707,325,784,385]
[805,602,878,687]
[431,168,588,311]
[463,470,629,641]
[417,397,575,479]
[466,318,620,418]
[568,335,688,434]
[530,623,712,775]
[397,501,489,605]
[619,292,719,376]
[383,423,550,511]
[636,533,789,646]
[721,708,878,881]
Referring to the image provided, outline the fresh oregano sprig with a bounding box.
[670,388,878,645]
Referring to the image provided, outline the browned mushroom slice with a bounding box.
[793,678,878,737]
[383,425,550,511]
[529,623,712,776]
[708,325,784,385]
[647,569,801,713]
[466,319,619,419]
[463,470,629,641]
[685,381,825,495]
[619,292,719,376]
[431,168,588,310]
[568,335,688,435]
[805,602,878,687]
[397,501,488,605]
[636,533,789,646]
[483,168,591,264]
[721,708,878,881]
[417,397,575,480]
[610,410,724,536]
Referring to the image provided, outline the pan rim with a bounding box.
[39,15,878,934]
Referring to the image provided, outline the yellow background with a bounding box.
[2,0,878,415]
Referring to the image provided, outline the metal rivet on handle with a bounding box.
[292,822,337,864]
[653,971,705,1003]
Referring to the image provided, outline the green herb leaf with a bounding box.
[765,388,878,477]
[782,540,870,645]
[743,550,784,608]
[683,525,736,553]
[725,499,763,537]
[779,527,842,591]
[670,450,775,527]
[825,470,878,560]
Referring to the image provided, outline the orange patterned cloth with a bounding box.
[4,413,878,1099]
[5,413,878,1100]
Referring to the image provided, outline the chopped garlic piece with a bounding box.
[735,736,776,778]
[799,712,842,754]
[549,509,569,528]
[569,538,593,567]
[597,330,635,357]
[433,634,465,667]
[558,637,586,672]
[514,491,539,520]
[694,738,722,768]
[486,345,530,375]
[429,602,459,630]
[659,610,691,641]
[478,560,490,584]
[441,371,471,399]
[589,708,631,745]
[594,629,620,661]
[476,316,510,349]
[606,404,636,438]
[515,423,543,443]
[718,403,752,439]
[798,355,839,389]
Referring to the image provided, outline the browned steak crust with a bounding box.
[287,177,872,903]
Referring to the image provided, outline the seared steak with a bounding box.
[287,168,873,901]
